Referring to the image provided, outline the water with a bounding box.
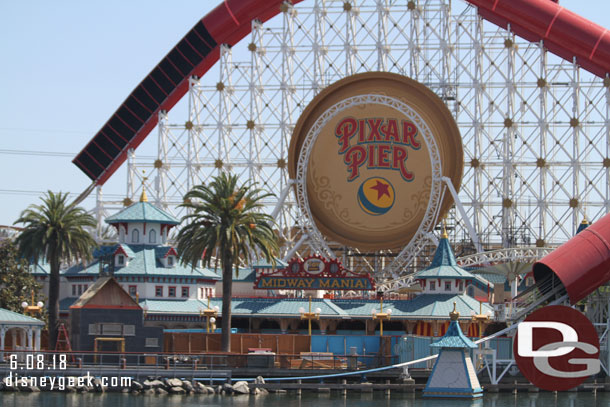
[0,392,609,407]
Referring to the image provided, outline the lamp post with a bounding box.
[199,298,219,333]
[470,302,493,338]
[298,296,321,336]
[21,290,44,316]
[371,297,392,336]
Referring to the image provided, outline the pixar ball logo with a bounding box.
[357,177,395,216]
[514,305,600,391]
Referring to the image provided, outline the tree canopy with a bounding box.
[176,172,279,351]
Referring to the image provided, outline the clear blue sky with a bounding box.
[0,0,608,226]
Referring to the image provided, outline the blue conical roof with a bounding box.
[414,237,479,279]
[429,236,457,268]
[430,320,477,349]
[577,218,589,234]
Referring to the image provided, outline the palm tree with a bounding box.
[176,172,279,352]
[14,191,96,350]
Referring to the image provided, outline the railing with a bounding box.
[0,349,398,381]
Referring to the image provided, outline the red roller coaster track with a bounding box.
[73,0,610,188]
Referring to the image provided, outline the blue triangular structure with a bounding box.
[423,305,483,398]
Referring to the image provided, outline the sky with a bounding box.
[1,0,609,227]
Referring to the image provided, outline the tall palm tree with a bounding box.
[176,172,279,352]
[14,191,96,350]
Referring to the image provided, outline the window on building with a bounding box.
[458,281,464,292]
[77,285,83,295]
[445,281,452,292]
[199,287,205,299]
[155,286,163,297]
[83,284,88,292]
[467,286,475,297]
[117,254,125,266]
[72,285,77,296]
[145,338,159,347]
[132,229,139,243]
[181,286,189,298]
[167,256,174,267]
[168,286,176,297]
[128,285,137,296]
[149,229,156,244]
[429,281,436,291]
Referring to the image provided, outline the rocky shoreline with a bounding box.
[0,375,271,396]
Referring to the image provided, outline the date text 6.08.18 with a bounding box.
[9,354,67,370]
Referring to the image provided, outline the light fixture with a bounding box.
[371,297,391,336]
[299,296,321,336]
[199,297,219,333]
[21,291,44,316]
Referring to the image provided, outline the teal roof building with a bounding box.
[414,231,491,296]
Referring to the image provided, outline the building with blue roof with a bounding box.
[414,229,491,298]
[28,192,494,340]
[61,190,220,322]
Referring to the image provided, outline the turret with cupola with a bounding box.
[413,224,491,298]
[63,184,220,308]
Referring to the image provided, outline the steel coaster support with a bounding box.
[186,76,202,195]
[126,148,137,200]
[376,0,389,72]
[571,57,581,234]
[408,0,420,80]
[249,20,264,186]
[606,74,610,213]
[95,186,104,241]
[218,44,233,174]
[312,0,327,95]
[537,40,548,243]
[501,27,516,248]
[442,176,482,253]
[155,111,170,209]
[471,15,484,241]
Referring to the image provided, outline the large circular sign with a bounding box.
[289,72,463,251]
[513,305,600,391]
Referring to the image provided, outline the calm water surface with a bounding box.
[0,392,609,407]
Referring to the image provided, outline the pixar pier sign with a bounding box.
[335,116,421,182]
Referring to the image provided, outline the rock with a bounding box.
[255,376,265,384]
[250,387,260,395]
[258,388,269,395]
[121,388,130,393]
[143,388,155,395]
[182,380,194,393]
[131,380,143,391]
[131,389,140,395]
[194,385,208,394]
[94,378,108,393]
[205,386,216,394]
[143,379,164,389]
[273,389,287,394]
[156,387,168,395]
[22,385,40,392]
[169,386,186,394]
[166,378,183,388]
[232,381,249,395]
